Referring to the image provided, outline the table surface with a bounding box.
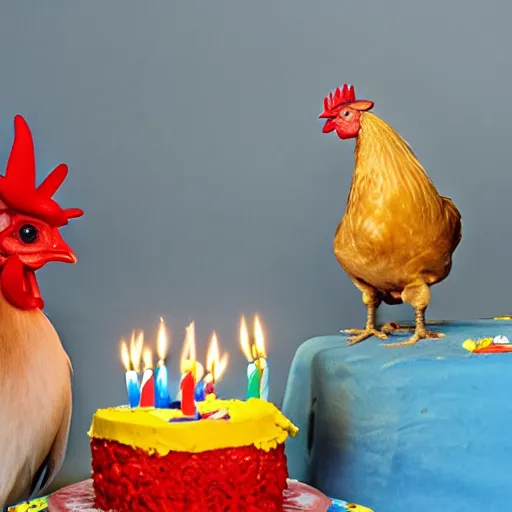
[282,317,512,511]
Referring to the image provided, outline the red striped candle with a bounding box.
[139,348,155,407]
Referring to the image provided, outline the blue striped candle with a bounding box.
[155,317,171,408]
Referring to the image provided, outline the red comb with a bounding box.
[0,115,83,226]
[319,84,356,118]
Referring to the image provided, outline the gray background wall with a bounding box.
[0,0,510,488]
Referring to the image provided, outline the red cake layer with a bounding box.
[91,438,289,512]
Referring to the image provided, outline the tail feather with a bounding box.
[441,195,462,250]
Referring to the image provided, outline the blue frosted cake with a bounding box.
[282,319,512,512]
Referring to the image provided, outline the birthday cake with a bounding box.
[88,397,298,512]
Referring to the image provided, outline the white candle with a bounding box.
[259,358,269,401]
[254,315,269,401]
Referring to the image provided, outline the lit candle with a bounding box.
[180,322,199,416]
[254,315,269,401]
[259,358,269,401]
[139,348,155,407]
[121,340,140,408]
[195,332,229,401]
[155,317,171,409]
[240,315,261,399]
[194,380,206,402]
[239,315,269,400]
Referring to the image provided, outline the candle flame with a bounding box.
[206,331,229,382]
[254,315,267,359]
[217,353,229,381]
[180,321,197,374]
[129,330,144,373]
[143,347,153,370]
[240,315,267,362]
[157,317,169,362]
[120,340,131,371]
[195,361,205,382]
[239,315,252,362]
[206,332,219,373]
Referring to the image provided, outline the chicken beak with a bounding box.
[45,228,77,264]
[49,238,77,264]
[321,118,337,134]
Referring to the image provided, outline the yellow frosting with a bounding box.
[88,398,298,456]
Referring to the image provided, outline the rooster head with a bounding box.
[0,115,83,311]
[319,84,374,139]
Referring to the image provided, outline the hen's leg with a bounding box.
[382,282,444,348]
[344,281,388,345]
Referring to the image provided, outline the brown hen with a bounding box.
[320,85,461,347]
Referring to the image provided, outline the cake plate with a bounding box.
[8,478,373,511]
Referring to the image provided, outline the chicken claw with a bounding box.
[381,329,445,348]
[344,327,388,345]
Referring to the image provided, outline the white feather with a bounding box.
[0,292,72,508]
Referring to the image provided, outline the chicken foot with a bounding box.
[382,282,445,348]
[344,282,391,345]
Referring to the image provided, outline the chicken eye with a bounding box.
[19,224,39,244]
[342,110,351,117]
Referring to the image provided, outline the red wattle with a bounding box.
[0,256,43,310]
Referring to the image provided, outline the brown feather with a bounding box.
[0,292,71,508]
[334,112,462,294]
